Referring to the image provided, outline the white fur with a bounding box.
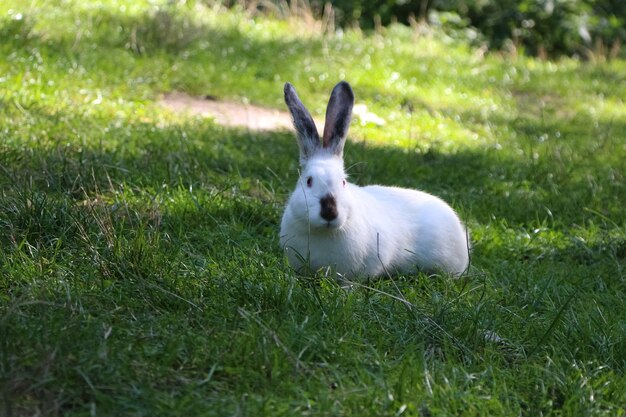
[280,155,469,279]
[280,82,469,280]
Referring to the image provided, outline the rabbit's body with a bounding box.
[280,81,469,280]
[280,156,469,278]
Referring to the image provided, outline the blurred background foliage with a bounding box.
[225,0,625,59]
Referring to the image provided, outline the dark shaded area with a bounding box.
[1,103,624,255]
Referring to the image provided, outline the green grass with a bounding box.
[1,1,626,416]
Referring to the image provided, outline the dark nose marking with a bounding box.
[320,194,338,221]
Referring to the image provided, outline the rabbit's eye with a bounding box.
[342,179,346,187]
[306,177,313,187]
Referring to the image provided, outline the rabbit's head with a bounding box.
[284,81,354,230]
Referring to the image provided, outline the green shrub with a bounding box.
[298,0,625,57]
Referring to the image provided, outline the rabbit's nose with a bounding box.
[320,194,338,221]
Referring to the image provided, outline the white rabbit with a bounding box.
[280,81,469,280]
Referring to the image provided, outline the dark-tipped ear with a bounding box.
[322,81,354,157]
[284,82,320,164]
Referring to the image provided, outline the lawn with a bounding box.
[1,1,625,416]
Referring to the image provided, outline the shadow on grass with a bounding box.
[1,104,625,242]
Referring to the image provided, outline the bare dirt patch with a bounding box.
[160,91,385,133]
[160,92,302,131]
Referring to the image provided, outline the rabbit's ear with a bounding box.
[322,81,354,157]
[284,83,320,164]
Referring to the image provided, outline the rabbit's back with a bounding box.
[356,185,469,275]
